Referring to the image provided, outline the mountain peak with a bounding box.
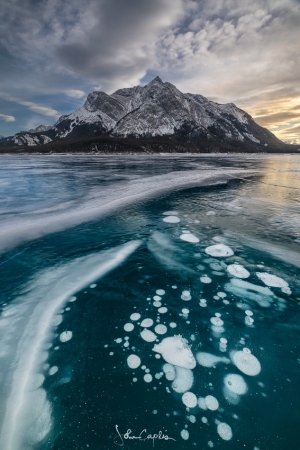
[148,75,163,85]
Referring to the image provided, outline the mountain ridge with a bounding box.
[1,77,297,153]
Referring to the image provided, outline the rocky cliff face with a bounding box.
[2,76,284,150]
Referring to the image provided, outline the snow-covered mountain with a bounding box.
[1,77,287,151]
[28,125,52,133]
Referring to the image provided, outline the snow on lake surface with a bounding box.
[0,154,300,450]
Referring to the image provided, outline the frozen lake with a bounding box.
[0,154,299,450]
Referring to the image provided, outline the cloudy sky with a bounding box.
[0,0,299,143]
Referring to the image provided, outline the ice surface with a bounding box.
[153,335,196,369]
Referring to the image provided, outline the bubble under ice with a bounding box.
[182,392,197,408]
[127,355,141,369]
[231,351,261,376]
[0,241,141,450]
[205,244,234,257]
[172,367,194,393]
[163,216,180,223]
[227,263,250,279]
[140,329,157,342]
[217,422,233,440]
[196,352,230,368]
[180,233,199,243]
[153,336,196,369]
[224,374,248,395]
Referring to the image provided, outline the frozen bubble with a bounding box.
[182,392,197,408]
[232,351,261,376]
[205,395,219,411]
[156,289,165,295]
[48,366,58,376]
[144,374,153,383]
[169,322,177,328]
[182,308,189,314]
[206,211,216,216]
[115,338,122,343]
[153,335,196,369]
[202,417,208,423]
[59,331,72,342]
[200,276,212,284]
[109,352,114,356]
[245,310,253,316]
[153,295,162,301]
[141,318,154,328]
[158,307,168,314]
[124,323,134,332]
[124,342,129,347]
[181,429,189,440]
[208,440,213,447]
[245,316,254,326]
[217,292,226,298]
[210,317,224,326]
[127,354,141,369]
[220,338,227,344]
[130,313,141,321]
[90,283,97,288]
[172,367,194,393]
[224,374,248,395]
[189,415,196,423]
[217,422,232,441]
[198,397,207,410]
[155,372,163,379]
[141,329,157,342]
[155,324,167,335]
[69,296,76,302]
[133,378,137,382]
[243,347,251,354]
[256,272,289,290]
[215,312,221,317]
[172,285,177,289]
[281,286,292,295]
[227,263,250,279]
[205,244,234,257]
[163,211,178,215]
[181,290,192,301]
[180,233,199,243]
[163,363,176,381]
[153,301,162,307]
[163,216,180,223]
[196,352,229,368]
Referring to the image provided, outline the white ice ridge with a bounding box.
[0,240,141,450]
[0,168,248,252]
